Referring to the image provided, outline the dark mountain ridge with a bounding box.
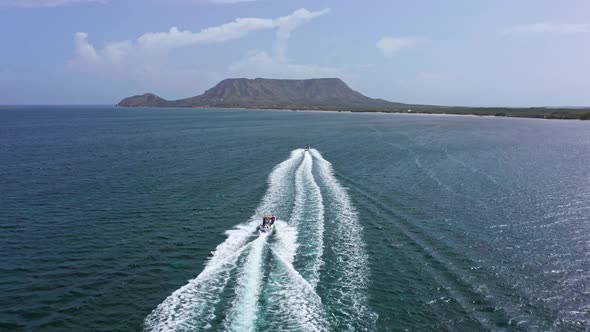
[117,78,418,110]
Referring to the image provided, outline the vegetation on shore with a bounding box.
[337,106,590,120]
[242,105,590,120]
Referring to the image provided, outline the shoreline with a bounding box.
[116,105,590,121]
[3,104,587,121]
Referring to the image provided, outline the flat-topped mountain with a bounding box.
[117,78,416,110]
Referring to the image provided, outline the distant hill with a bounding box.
[117,93,168,107]
[117,78,420,110]
[116,78,590,120]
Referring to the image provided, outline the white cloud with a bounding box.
[69,8,333,97]
[71,7,330,66]
[274,8,330,59]
[376,36,425,57]
[224,8,340,80]
[228,50,342,79]
[70,32,135,68]
[0,0,104,7]
[503,22,590,35]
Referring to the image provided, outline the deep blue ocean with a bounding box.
[1,107,589,331]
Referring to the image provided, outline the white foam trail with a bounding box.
[290,151,325,288]
[273,220,298,265]
[208,149,303,268]
[224,234,268,331]
[144,150,303,331]
[223,150,327,330]
[311,149,377,328]
[264,245,328,332]
[144,241,254,331]
[291,152,310,227]
[270,249,320,301]
[257,165,328,331]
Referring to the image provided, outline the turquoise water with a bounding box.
[1,107,589,331]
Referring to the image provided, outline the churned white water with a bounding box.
[144,149,372,331]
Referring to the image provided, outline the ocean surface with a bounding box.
[1,107,589,331]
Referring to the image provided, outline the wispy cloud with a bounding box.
[0,0,105,8]
[69,8,332,95]
[503,22,590,35]
[223,8,339,80]
[71,7,330,67]
[376,36,425,57]
[227,50,342,79]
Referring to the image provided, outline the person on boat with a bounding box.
[262,216,268,227]
[270,215,276,226]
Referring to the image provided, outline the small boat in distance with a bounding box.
[304,144,311,152]
[259,215,276,233]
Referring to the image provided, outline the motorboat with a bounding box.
[258,223,274,233]
[259,215,276,233]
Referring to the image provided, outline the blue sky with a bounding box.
[1,0,589,106]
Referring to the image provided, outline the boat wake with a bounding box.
[144,149,375,331]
